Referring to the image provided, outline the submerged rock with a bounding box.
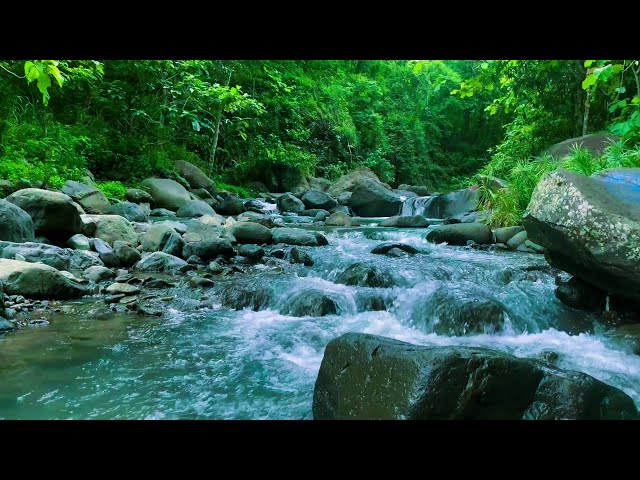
[313,333,640,420]
[288,247,314,266]
[218,279,274,311]
[426,223,492,246]
[336,262,395,288]
[370,243,419,256]
[555,276,605,311]
[281,289,346,317]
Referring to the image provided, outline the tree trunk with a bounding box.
[575,88,584,137]
[583,89,591,136]
[208,69,232,177]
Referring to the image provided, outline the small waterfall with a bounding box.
[401,196,440,217]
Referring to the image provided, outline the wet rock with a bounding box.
[236,211,277,228]
[313,333,640,420]
[426,223,492,246]
[217,195,246,216]
[182,238,235,261]
[186,255,203,264]
[507,230,528,249]
[237,244,265,261]
[336,262,395,288]
[494,226,524,244]
[150,208,176,217]
[83,214,138,246]
[0,241,69,270]
[176,200,216,218]
[271,228,328,247]
[141,177,191,210]
[143,278,177,289]
[300,208,331,217]
[398,184,431,196]
[218,280,274,311]
[281,215,314,224]
[174,160,215,191]
[327,168,380,198]
[68,233,90,250]
[113,240,141,267]
[349,179,403,217]
[134,252,188,273]
[269,249,286,259]
[308,177,331,192]
[126,188,153,204]
[0,317,14,332]
[0,199,35,242]
[288,247,313,266]
[106,201,148,222]
[93,238,121,268]
[380,215,430,228]
[517,240,545,254]
[106,283,141,295]
[411,287,507,336]
[83,265,115,282]
[140,224,185,257]
[189,276,215,288]
[302,190,337,210]
[555,276,605,310]
[227,222,272,244]
[207,261,224,274]
[0,259,88,299]
[61,180,110,214]
[138,302,164,316]
[281,289,346,317]
[6,188,82,239]
[276,193,305,213]
[370,242,419,256]
[325,212,353,227]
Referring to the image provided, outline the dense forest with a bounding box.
[1,60,639,225]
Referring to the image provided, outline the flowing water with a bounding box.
[401,196,439,216]
[1,224,640,419]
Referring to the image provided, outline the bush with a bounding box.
[96,181,127,200]
[214,181,256,198]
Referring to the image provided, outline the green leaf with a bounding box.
[24,61,40,83]
[582,74,597,90]
[480,62,489,70]
[192,119,201,132]
[47,64,64,87]
[37,73,52,105]
[632,97,640,105]
[584,60,595,67]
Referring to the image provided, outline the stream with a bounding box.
[1,222,640,419]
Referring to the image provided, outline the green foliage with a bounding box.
[96,180,127,200]
[214,181,255,198]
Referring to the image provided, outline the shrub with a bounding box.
[96,181,127,200]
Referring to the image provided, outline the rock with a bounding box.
[83,214,138,246]
[312,333,639,420]
[393,189,418,198]
[217,195,245,215]
[0,199,35,242]
[336,262,395,288]
[150,208,176,217]
[385,247,408,257]
[125,188,153,204]
[69,250,104,270]
[246,181,269,193]
[300,209,330,217]
[325,212,353,227]
[174,160,215,190]
[138,303,164,316]
[67,234,90,250]
[106,202,148,222]
[380,215,430,228]
[227,222,273,244]
[555,276,605,310]
[176,200,216,218]
[301,189,337,210]
[336,192,352,206]
[494,226,524,244]
[0,259,88,299]
[330,205,350,215]
[270,249,286,259]
[61,181,110,214]
[282,289,346,317]
[442,217,460,225]
[281,215,314,224]
[182,239,235,261]
[288,247,314,266]
[5,188,82,239]
[546,133,618,159]
[327,168,380,197]
[370,243,419,255]
[308,177,331,192]
[0,241,72,270]
[523,168,640,301]
[141,178,191,210]
[290,186,306,198]
[517,240,545,254]
[236,212,277,228]
[410,287,507,336]
[139,224,183,257]
[0,281,4,316]
[144,279,176,289]
[82,265,115,283]
[349,179,403,217]
[426,223,492,246]
[271,228,328,247]
[0,317,14,332]
[106,283,140,295]
[93,238,121,268]
[191,188,214,200]
[134,252,188,273]
[113,241,141,267]
[398,184,431,196]
[189,276,215,288]
[218,279,274,311]
[237,244,265,261]
[207,261,224,274]
[506,230,528,249]
[276,193,305,213]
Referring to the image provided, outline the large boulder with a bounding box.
[61,180,110,214]
[313,333,639,420]
[0,199,35,242]
[276,193,305,214]
[271,228,328,247]
[524,168,640,302]
[125,188,153,204]
[380,215,430,228]
[0,258,88,299]
[174,160,214,191]
[140,224,185,256]
[327,168,380,197]
[227,222,273,244]
[426,223,493,246]
[5,188,82,239]
[281,289,347,317]
[133,252,188,273]
[325,212,353,227]
[217,195,245,216]
[0,241,71,270]
[141,178,191,210]
[176,200,216,218]
[106,202,148,222]
[308,177,331,192]
[546,133,618,159]
[349,179,403,217]
[301,190,337,210]
[82,214,138,246]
